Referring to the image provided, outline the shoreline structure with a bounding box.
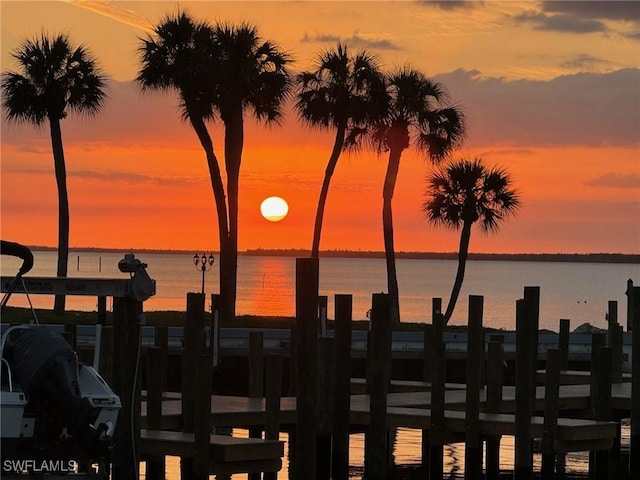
[24,246,640,264]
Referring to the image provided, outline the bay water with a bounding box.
[2,249,638,332]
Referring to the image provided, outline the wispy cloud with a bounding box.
[585,173,640,189]
[560,54,610,70]
[418,0,485,11]
[63,0,154,32]
[514,10,606,34]
[300,31,401,51]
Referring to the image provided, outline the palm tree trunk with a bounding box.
[383,146,403,324]
[189,115,230,318]
[311,125,346,258]
[223,106,244,323]
[49,117,69,315]
[443,222,472,325]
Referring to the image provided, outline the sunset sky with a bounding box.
[1,0,639,254]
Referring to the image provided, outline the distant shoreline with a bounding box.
[25,245,640,264]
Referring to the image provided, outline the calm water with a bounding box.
[2,250,638,331]
[2,250,635,478]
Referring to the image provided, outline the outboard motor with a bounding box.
[8,327,106,454]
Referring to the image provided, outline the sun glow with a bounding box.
[260,196,289,222]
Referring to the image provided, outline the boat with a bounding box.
[1,241,121,478]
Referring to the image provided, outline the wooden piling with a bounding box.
[145,347,165,480]
[332,294,353,480]
[631,278,640,478]
[317,336,335,480]
[98,325,113,386]
[593,346,612,480]
[193,354,212,477]
[465,295,484,480]
[264,353,283,480]
[485,337,504,479]
[248,331,264,480]
[366,293,392,480]
[541,348,561,480]
[430,306,446,480]
[422,297,441,471]
[589,333,606,411]
[181,293,205,480]
[515,298,534,480]
[524,286,540,390]
[558,318,570,369]
[154,326,168,395]
[97,295,107,325]
[294,257,319,480]
[112,297,142,480]
[318,295,328,337]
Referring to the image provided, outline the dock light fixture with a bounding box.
[194,252,215,294]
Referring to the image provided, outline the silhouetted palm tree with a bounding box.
[2,33,106,314]
[295,43,388,257]
[138,13,292,321]
[424,158,520,324]
[372,68,465,323]
[211,22,292,321]
[137,12,230,313]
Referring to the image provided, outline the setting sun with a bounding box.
[260,196,289,222]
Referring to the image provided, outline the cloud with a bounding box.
[514,10,606,33]
[418,1,484,11]
[541,1,640,24]
[300,31,401,51]
[66,0,154,32]
[584,173,640,189]
[2,165,200,187]
[435,68,640,147]
[514,1,640,38]
[560,54,610,70]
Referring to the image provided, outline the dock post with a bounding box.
[593,346,612,480]
[248,331,265,480]
[181,293,206,480]
[145,347,165,480]
[422,297,441,471]
[630,281,639,479]
[332,294,353,480]
[626,279,639,331]
[97,295,108,325]
[558,319,570,370]
[430,306,446,480]
[365,293,392,480]
[98,325,114,386]
[111,297,142,480]
[154,326,168,394]
[294,257,319,480]
[589,333,606,410]
[317,336,335,480]
[515,298,534,480]
[193,354,212,478]
[264,353,283,480]
[485,335,504,479]
[524,286,540,390]
[541,348,561,479]
[465,295,484,480]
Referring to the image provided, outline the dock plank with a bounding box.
[140,429,283,462]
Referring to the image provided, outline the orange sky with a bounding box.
[1,1,639,254]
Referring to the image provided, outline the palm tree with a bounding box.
[138,14,292,322]
[424,158,520,325]
[295,43,388,257]
[211,22,292,321]
[371,68,465,323]
[2,33,106,314]
[137,11,230,314]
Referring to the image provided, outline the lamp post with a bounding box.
[193,252,215,294]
